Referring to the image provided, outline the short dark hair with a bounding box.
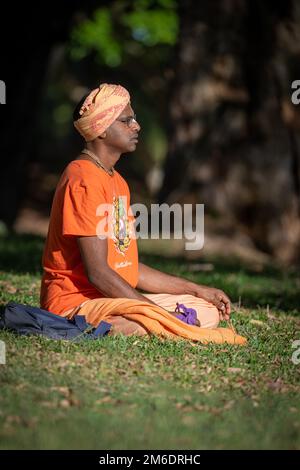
[73,93,90,121]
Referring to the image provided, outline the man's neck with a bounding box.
[85,143,120,171]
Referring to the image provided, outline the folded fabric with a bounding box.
[175,302,199,326]
[66,298,247,345]
[0,301,111,341]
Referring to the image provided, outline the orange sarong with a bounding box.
[64,294,247,346]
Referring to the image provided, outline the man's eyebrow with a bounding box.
[118,113,135,119]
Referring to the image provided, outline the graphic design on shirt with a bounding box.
[112,196,131,254]
[115,261,133,269]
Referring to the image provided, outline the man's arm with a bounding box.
[77,237,230,320]
[137,262,231,320]
[77,236,172,313]
[137,262,194,295]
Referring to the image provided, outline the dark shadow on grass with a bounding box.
[0,234,299,314]
[0,233,45,274]
[140,253,300,314]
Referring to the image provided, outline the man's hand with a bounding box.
[193,286,231,321]
[137,262,231,321]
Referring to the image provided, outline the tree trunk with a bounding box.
[159,0,300,262]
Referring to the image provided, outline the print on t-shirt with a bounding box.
[112,196,131,255]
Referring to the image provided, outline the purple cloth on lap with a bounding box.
[175,303,198,325]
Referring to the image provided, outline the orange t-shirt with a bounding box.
[40,160,139,314]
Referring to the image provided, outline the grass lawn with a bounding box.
[0,234,299,450]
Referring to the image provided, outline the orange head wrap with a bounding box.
[73,83,130,142]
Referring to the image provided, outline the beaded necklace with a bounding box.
[81,148,114,176]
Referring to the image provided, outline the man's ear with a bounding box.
[98,131,107,139]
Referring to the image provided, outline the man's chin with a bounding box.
[127,141,138,152]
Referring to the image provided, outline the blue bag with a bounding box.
[0,301,111,341]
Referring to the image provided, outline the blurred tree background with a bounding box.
[0,0,300,264]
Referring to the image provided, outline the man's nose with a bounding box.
[132,119,141,132]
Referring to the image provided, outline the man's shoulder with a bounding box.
[62,160,105,187]
[64,159,94,177]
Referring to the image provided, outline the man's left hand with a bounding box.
[193,286,231,321]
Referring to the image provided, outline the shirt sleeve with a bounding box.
[62,179,107,237]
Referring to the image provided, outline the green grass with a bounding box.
[0,234,300,449]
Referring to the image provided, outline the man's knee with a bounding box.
[206,308,220,328]
[198,307,220,329]
[209,308,220,328]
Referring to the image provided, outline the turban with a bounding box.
[74,83,130,142]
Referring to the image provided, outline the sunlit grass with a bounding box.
[0,234,299,449]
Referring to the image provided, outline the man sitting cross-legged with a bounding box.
[40,83,239,342]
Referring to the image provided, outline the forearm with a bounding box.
[137,262,199,295]
[88,265,171,311]
[89,265,149,301]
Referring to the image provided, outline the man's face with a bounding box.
[103,103,141,153]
